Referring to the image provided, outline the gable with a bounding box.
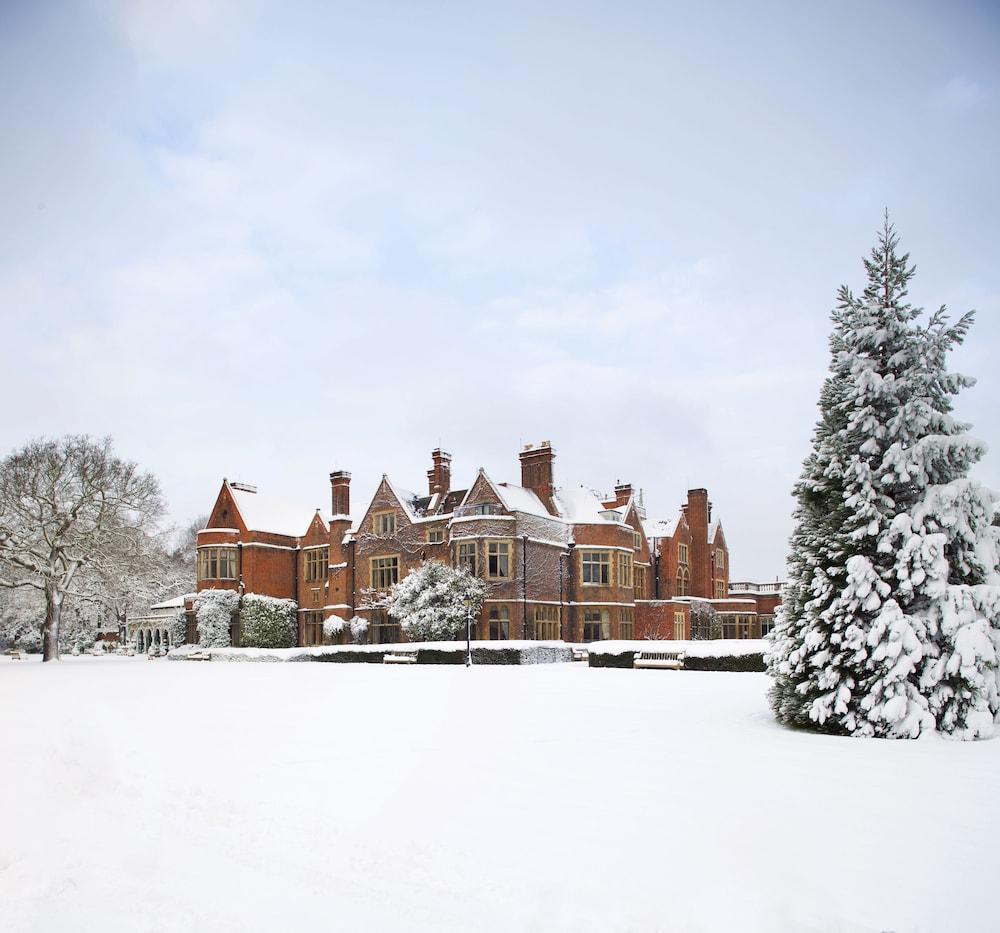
[206,482,246,533]
[359,477,415,533]
[299,511,329,547]
[458,471,507,516]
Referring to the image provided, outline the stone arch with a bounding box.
[137,630,145,652]
[146,629,153,652]
[154,629,161,646]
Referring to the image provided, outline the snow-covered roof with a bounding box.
[653,513,683,539]
[554,486,622,524]
[150,595,186,611]
[495,483,550,518]
[229,483,327,538]
[708,519,721,543]
[382,477,423,520]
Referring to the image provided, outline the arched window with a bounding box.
[676,566,690,597]
[489,605,509,640]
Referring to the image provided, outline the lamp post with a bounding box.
[464,596,473,668]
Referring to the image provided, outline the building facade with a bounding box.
[189,441,782,645]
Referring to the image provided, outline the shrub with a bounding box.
[388,560,487,641]
[195,589,238,648]
[239,594,297,648]
[349,615,369,644]
[323,615,346,642]
[168,609,187,649]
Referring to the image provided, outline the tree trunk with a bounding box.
[42,584,62,662]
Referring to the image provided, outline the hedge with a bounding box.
[589,649,765,672]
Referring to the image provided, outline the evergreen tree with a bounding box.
[388,560,487,642]
[768,217,1000,739]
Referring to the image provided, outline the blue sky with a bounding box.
[1,0,997,579]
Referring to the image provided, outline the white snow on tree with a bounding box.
[323,615,346,641]
[388,560,487,642]
[168,608,188,650]
[195,589,237,648]
[239,594,297,648]
[768,217,1000,740]
[349,615,369,644]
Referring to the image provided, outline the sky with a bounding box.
[1,0,998,580]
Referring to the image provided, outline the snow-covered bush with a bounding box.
[349,615,368,644]
[195,589,237,648]
[167,609,187,649]
[388,560,487,642]
[239,594,297,648]
[323,615,346,642]
[768,219,1000,740]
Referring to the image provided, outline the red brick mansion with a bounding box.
[191,441,782,645]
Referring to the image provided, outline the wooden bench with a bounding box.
[185,651,212,661]
[383,651,417,665]
[6,648,21,660]
[571,647,589,662]
[634,650,685,670]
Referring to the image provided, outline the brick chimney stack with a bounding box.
[613,482,632,507]
[330,471,351,518]
[427,448,452,496]
[685,488,711,598]
[519,441,556,513]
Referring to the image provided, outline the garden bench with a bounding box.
[6,648,21,660]
[571,647,589,662]
[634,650,685,670]
[383,651,417,664]
[185,651,212,661]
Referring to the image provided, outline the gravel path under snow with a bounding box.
[1,656,997,932]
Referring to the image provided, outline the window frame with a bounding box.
[197,546,238,581]
[617,552,634,588]
[619,607,634,640]
[488,605,510,640]
[370,555,400,590]
[373,511,397,536]
[304,547,329,582]
[456,540,477,575]
[582,608,611,642]
[581,550,611,586]
[533,605,560,640]
[486,539,511,579]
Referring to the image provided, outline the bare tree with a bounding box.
[0,436,164,661]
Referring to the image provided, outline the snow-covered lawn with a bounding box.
[2,657,997,932]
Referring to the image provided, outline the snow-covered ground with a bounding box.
[2,657,997,932]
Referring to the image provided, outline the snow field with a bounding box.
[1,657,997,932]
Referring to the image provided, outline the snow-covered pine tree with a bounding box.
[768,217,1000,739]
[388,560,487,642]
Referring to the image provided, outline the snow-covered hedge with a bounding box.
[239,594,297,648]
[589,639,766,671]
[168,640,573,665]
[195,589,237,648]
[388,560,487,641]
[168,609,187,649]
